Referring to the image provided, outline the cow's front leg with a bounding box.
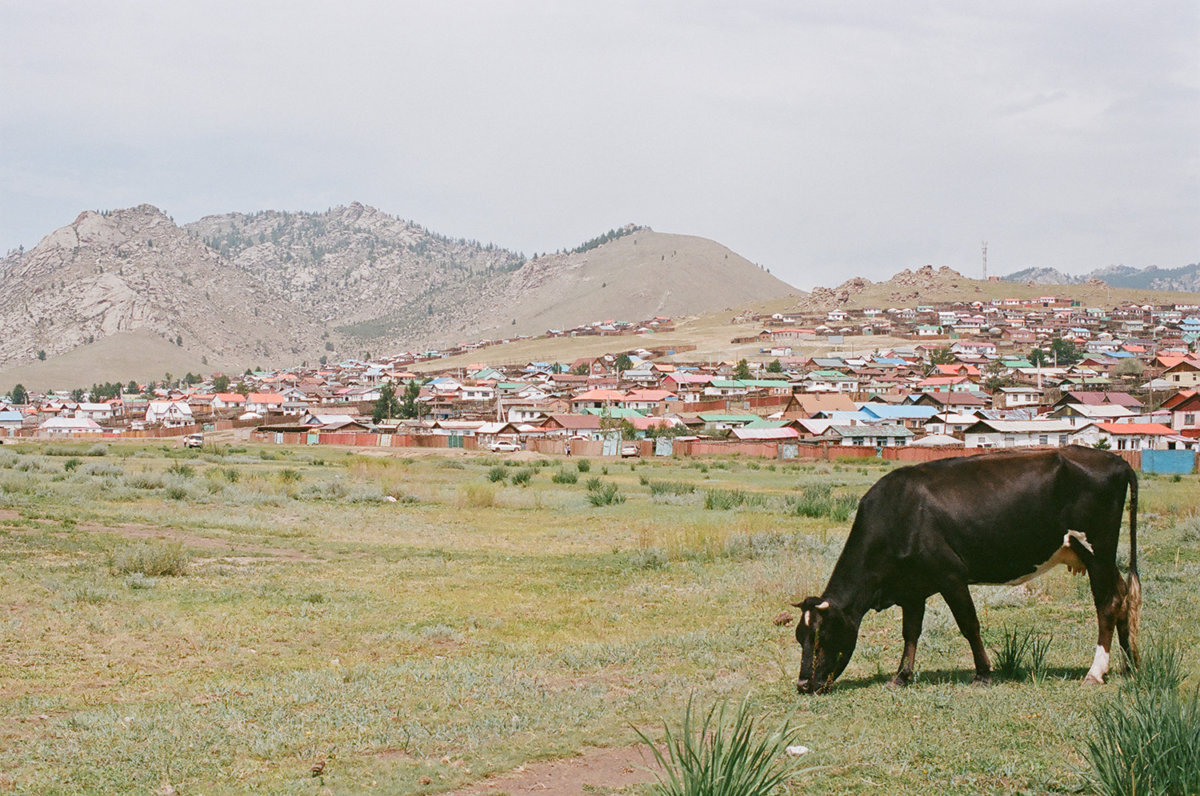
[889,599,925,688]
[941,581,991,684]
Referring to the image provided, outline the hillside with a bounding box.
[0,204,800,389]
[799,265,1200,311]
[1004,262,1200,292]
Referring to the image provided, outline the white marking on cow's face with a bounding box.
[1003,531,1090,585]
[802,611,811,626]
[1087,644,1110,683]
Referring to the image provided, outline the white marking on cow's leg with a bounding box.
[1085,645,1110,684]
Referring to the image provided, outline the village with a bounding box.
[4,292,1200,471]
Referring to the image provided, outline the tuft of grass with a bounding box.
[63,458,82,472]
[551,469,578,485]
[648,479,694,496]
[788,484,858,522]
[110,540,190,577]
[277,468,302,484]
[510,468,534,487]
[1083,637,1199,796]
[635,696,813,796]
[703,489,765,510]
[576,458,591,473]
[487,466,507,483]
[991,626,1035,681]
[461,483,496,508]
[166,462,194,478]
[586,480,624,506]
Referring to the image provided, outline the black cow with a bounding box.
[794,446,1140,694]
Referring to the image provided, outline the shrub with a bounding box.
[635,697,811,796]
[1084,678,1199,795]
[587,481,624,506]
[789,484,858,522]
[576,458,591,473]
[166,462,194,478]
[63,458,81,472]
[277,468,302,484]
[110,540,190,576]
[462,483,496,508]
[551,469,578,484]
[649,480,694,496]
[510,468,534,486]
[703,489,765,510]
[487,466,507,483]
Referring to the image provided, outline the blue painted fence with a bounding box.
[1141,449,1196,475]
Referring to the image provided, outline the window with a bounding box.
[1186,413,1196,425]
[1039,435,1048,446]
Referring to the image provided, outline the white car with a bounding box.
[184,433,204,448]
[488,439,521,453]
[620,442,640,458]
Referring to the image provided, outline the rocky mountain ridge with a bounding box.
[0,204,797,372]
[1004,263,1200,292]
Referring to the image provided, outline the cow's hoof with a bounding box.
[1082,674,1104,686]
[886,675,912,689]
[971,674,992,686]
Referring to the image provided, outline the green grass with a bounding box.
[0,443,1196,794]
[636,696,813,796]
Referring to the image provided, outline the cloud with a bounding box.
[2,1,1197,285]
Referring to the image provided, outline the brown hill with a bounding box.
[0,204,800,390]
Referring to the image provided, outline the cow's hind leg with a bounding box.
[941,581,991,684]
[1071,535,1126,685]
[888,599,926,688]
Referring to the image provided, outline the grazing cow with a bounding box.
[794,446,1140,694]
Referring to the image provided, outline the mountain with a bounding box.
[0,203,799,386]
[1003,263,1200,291]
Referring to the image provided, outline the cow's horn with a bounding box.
[816,600,830,610]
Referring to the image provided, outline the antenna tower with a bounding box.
[981,241,988,280]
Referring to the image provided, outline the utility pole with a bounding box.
[982,241,988,281]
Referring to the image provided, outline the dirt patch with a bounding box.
[0,508,19,522]
[447,746,660,795]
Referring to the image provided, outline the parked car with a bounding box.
[488,439,521,453]
[184,433,204,448]
[620,442,640,458]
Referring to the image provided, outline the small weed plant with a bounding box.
[635,696,812,796]
[586,480,624,506]
[551,469,577,485]
[110,540,190,577]
[1083,637,1199,796]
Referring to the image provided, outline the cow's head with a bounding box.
[794,597,858,694]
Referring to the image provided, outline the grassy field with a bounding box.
[0,442,1196,794]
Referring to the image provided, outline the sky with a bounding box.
[2,1,1197,289]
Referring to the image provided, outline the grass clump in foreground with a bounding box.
[788,484,858,522]
[586,479,624,506]
[109,540,190,576]
[1083,637,1200,796]
[636,696,813,796]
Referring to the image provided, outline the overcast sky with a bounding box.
[2,1,1197,289]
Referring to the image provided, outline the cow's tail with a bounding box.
[1125,467,1141,664]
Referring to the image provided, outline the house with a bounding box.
[828,424,913,447]
[997,386,1043,409]
[696,413,761,431]
[1161,358,1200,387]
[144,400,194,427]
[962,419,1099,449]
[570,389,626,410]
[38,416,105,436]
[0,409,26,433]
[1095,422,1174,451]
[1162,390,1200,433]
[74,402,114,421]
[246,393,287,414]
[540,414,603,438]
